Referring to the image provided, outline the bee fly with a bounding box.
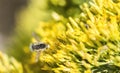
[29,33,50,62]
[30,42,49,52]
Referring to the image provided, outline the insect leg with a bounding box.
[35,51,41,62]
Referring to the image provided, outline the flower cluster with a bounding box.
[34,0,120,72]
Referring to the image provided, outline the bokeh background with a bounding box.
[0,0,28,49]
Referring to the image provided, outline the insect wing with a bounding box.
[32,32,41,42]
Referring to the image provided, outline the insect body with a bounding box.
[30,42,49,52]
[29,33,50,62]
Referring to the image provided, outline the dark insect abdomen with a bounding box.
[32,43,46,50]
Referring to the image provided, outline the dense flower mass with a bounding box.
[35,0,120,72]
[6,0,120,73]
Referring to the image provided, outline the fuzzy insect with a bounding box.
[29,33,49,62]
